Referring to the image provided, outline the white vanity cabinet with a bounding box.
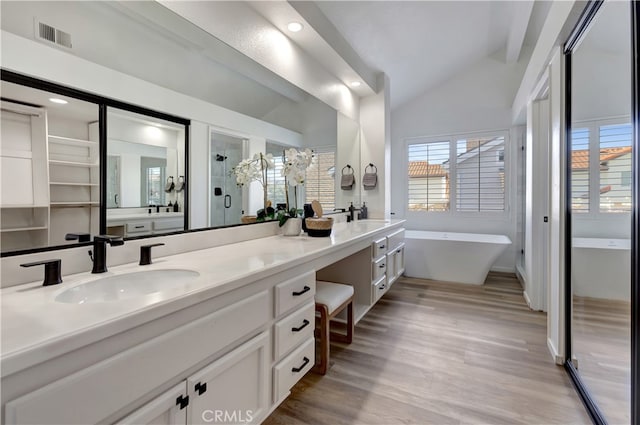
[187,331,270,425]
[4,291,270,425]
[118,332,269,425]
[118,383,188,425]
[385,229,406,287]
[271,272,316,405]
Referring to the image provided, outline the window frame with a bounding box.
[404,129,510,217]
[571,115,632,216]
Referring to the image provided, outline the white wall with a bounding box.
[360,73,390,219]
[391,50,528,272]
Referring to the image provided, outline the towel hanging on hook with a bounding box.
[165,176,175,193]
[340,165,355,190]
[363,163,377,190]
[175,176,186,192]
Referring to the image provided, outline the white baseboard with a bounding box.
[522,290,533,309]
[547,338,564,365]
[490,266,516,273]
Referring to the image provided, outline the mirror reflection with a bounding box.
[106,107,187,238]
[1,0,355,255]
[0,80,99,253]
[570,1,632,423]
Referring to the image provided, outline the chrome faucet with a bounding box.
[89,235,124,273]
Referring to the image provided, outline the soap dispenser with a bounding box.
[360,202,368,219]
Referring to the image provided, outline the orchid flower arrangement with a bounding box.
[232,152,275,220]
[278,148,316,226]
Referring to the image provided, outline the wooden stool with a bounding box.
[313,281,354,375]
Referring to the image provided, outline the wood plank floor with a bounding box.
[264,273,591,425]
[573,296,630,424]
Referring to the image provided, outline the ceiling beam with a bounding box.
[506,1,535,63]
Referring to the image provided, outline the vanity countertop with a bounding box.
[1,219,404,377]
[106,211,184,222]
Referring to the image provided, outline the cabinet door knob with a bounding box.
[292,285,311,296]
[291,356,310,373]
[195,382,207,395]
[176,395,189,409]
[291,319,310,332]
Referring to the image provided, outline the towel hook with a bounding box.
[341,164,354,175]
[365,163,377,173]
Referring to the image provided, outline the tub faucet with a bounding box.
[89,235,124,273]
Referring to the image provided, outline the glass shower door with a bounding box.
[210,131,243,227]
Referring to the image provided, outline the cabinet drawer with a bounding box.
[153,218,183,231]
[274,302,315,359]
[273,337,314,403]
[5,291,270,425]
[372,274,387,303]
[387,228,405,251]
[275,270,315,316]
[372,237,387,258]
[372,256,386,281]
[126,221,152,233]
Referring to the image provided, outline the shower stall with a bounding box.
[210,131,244,227]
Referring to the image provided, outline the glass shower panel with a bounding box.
[570,1,632,423]
[210,131,243,227]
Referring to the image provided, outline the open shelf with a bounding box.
[51,202,99,207]
[1,226,48,233]
[50,182,99,187]
[0,204,49,209]
[48,135,97,147]
[49,159,99,168]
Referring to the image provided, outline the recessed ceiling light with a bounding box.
[49,98,68,104]
[287,22,303,32]
[349,81,362,88]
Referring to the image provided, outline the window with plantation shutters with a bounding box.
[455,136,505,212]
[265,144,286,207]
[305,149,335,211]
[571,127,590,212]
[407,141,450,211]
[570,119,632,214]
[599,123,632,212]
[407,131,507,213]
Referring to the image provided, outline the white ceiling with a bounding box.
[315,1,538,110]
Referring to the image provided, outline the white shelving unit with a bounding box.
[0,101,50,251]
[47,122,100,246]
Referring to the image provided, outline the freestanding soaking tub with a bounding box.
[404,230,512,284]
[572,237,630,301]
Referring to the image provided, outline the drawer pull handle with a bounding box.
[397,249,402,254]
[292,286,311,296]
[292,356,310,373]
[291,319,310,332]
[176,395,189,409]
[379,264,385,268]
[195,382,207,395]
[379,245,385,249]
[379,284,386,290]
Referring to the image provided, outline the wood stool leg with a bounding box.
[313,304,330,375]
[345,300,354,344]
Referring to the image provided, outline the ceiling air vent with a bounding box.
[35,20,72,49]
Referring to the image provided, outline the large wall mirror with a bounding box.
[0,0,359,255]
[566,1,633,423]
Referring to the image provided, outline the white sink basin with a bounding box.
[55,269,200,304]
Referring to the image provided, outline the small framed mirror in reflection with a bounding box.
[105,107,188,239]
